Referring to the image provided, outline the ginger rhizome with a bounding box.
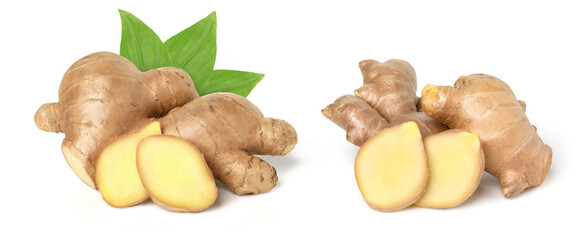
[34,51,297,196]
[137,135,217,212]
[322,59,447,146]
[160,92,297,195]
[416,130,485,208]
[95,121,161,208]
[421,74,552,197]
[355,121,429,212]
[34,52,197,189]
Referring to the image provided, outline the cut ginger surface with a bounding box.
[355,121,428,212]
[95,121,161,208]
[137,135,217,212]
[416,130,485,208]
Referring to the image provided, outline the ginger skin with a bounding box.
[421,74,552,197]
[160,92,297,195]
[34,52,197,189]
[322,59,447,146]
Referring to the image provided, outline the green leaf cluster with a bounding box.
[118,9,263,97]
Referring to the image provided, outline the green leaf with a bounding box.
[119,9,172,71]
[164,12,217,92]
[198,70,264,97]
[117,10,263,97]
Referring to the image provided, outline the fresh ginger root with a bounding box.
[95,121,161,208]
[355,121,429,212]
[421,74,552,197]
[35,52,297,195]
[159,92,297,195]
[322,59,447,146]
[34,52,197,189]
[416,130,485,208]
[137,135,217,212]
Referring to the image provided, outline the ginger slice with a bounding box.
[137,135,217,212]
[95,121,161,208]
[355,121,428,212]
[416,130,485,208]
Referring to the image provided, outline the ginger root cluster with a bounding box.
[323,59,551,211]
[35,52,297,211]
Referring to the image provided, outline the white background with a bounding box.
[2,0,585,238]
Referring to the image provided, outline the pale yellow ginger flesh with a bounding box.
[95,121,161,208]
[416,130,485,208]
[137,135,217,212]
[355,121,428,212]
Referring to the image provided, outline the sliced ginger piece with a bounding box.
[137,135,217,212]
[95,121,161,208]
[355,121,428,212]
[415,130,485,208]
